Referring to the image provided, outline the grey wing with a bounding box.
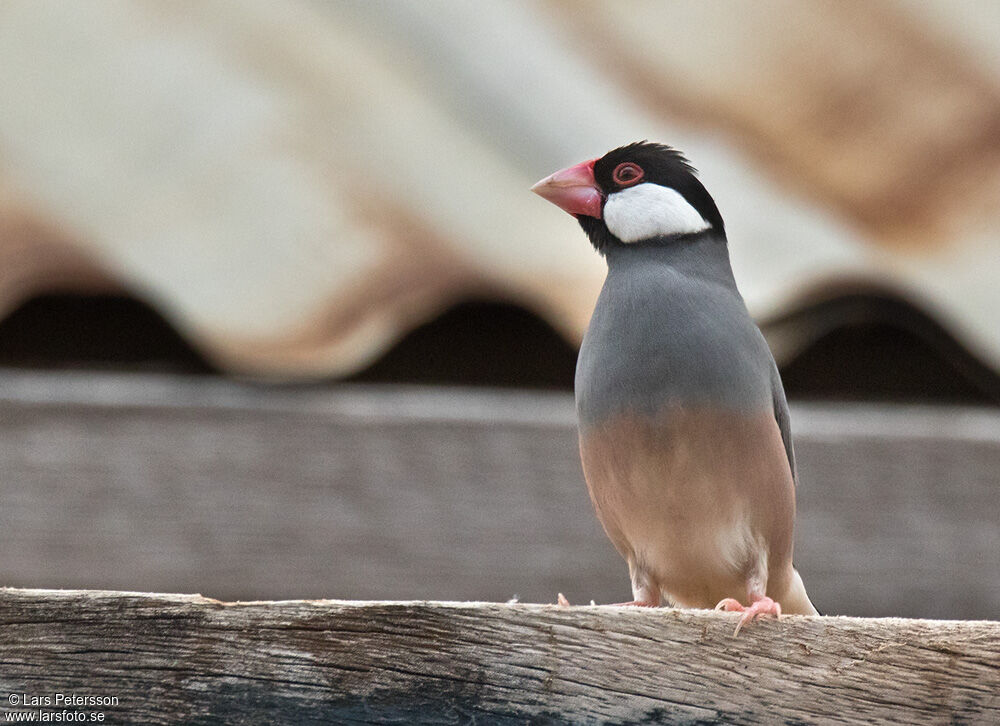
[769,358,797,483]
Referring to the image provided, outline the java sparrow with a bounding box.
[533,142,818,631]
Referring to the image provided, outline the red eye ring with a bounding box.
[612,162,644,186]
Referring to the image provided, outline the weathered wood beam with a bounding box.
[0,588,996,724]
[2,371,999,619]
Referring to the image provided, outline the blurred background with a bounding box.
[0,0,997,619]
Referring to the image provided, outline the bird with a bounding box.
[532,141,818,633]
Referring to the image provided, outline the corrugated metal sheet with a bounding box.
[1,0,998,381]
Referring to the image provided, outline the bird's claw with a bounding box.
[714,596,781,636]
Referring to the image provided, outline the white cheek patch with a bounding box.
[603,183,710,243]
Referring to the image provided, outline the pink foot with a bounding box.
[714,596,782,635]
[714,598,745,612]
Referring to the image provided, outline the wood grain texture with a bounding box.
[0,371,998,619]
[0,588,996,725]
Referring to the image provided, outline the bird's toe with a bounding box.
[733,596,781,636]
[714,597,745,612]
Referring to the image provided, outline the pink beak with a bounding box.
[531,159,602,218]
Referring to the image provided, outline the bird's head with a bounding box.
[531,141,725,253]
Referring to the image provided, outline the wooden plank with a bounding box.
[0,588,996,725]
[0,371,997,619]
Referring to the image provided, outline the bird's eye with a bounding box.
[612,162,644,186]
